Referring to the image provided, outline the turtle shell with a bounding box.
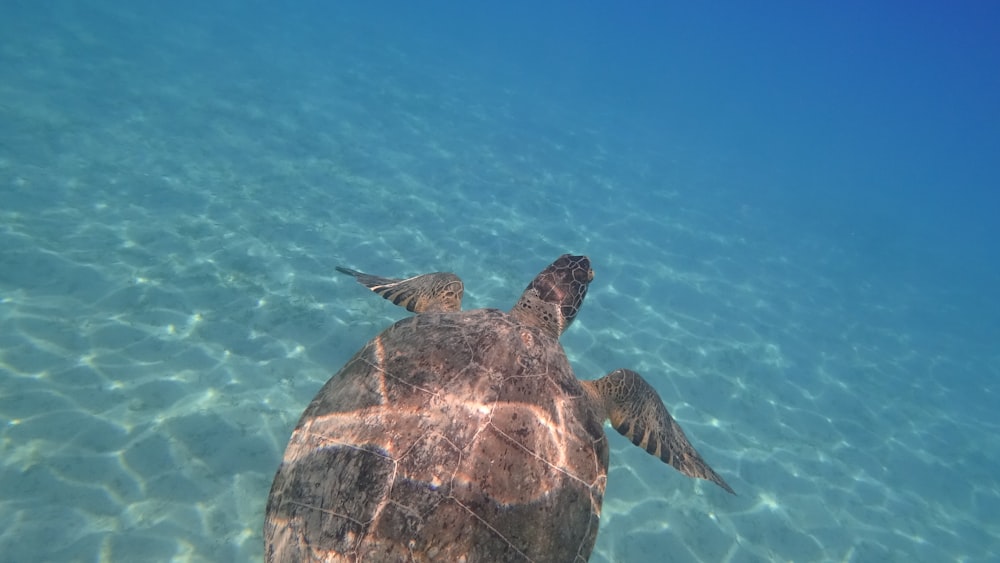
[265,308,610,562]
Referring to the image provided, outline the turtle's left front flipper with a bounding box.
[582,368,735,495]
[336,266,464,313]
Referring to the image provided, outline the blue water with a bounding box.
[1,1,998,561]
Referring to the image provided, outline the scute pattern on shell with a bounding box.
[265,309,610,563]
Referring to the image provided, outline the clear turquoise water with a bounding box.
[1,2,998,562]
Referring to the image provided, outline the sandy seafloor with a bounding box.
[1,3,998,562]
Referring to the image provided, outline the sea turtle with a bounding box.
[265,254,733,562]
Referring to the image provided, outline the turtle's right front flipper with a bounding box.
[582,368,735,495]
[336,266,464,313]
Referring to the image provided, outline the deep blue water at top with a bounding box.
[127,0,1000,287]
[9,0,1000,263]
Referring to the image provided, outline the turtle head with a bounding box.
[511,254,593,337]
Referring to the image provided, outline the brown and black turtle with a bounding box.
[265,254,734,562]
